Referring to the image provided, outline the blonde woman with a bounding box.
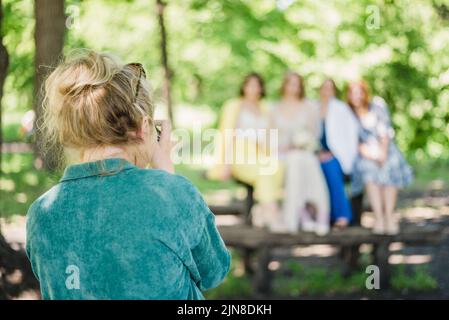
[207,73,285,232]
[26,50,230,299]
[271,72,330,235]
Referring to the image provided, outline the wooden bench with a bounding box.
[217,223,445,297]
[208,177,367,283]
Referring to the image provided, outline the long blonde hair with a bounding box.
[40,49,154,167]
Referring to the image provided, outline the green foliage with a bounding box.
[3,0,34,114]
[0,153,60,219]
[2,0,448,159]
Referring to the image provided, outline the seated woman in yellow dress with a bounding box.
[207,73,285,232]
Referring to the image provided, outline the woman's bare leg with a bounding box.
[261,201,288,233]
[383,185,399,234]
[282,150,306,233]
[365,182,385,234]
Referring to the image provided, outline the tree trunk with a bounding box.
[156,0,174,126]
[0,0,9,175]
[34,0,65,170]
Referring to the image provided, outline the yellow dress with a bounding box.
[207,98,283,204]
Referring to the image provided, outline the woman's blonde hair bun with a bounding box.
[40,49,154,163]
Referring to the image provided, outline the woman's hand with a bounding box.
[376,136,389,167]
[318,150,333,162]
[218,164,233,181]
[151,120,175,174]
[359,142,388,166]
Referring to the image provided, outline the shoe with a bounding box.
[333,218,349,228]
[315,224,330,236]
[385,221,399,235]
[265,209,289,233]
[372,222,385,235]
[268,222,289,234]
[301,221,316,232]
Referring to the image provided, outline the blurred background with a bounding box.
[0,0,448,299]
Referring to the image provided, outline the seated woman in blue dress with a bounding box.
[318,79,359,228]
[347,81,413,235]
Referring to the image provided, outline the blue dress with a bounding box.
[26,158,231,299]
[319,120,353,223]
[352,101,413,195]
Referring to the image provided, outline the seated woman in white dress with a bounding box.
[270,72,330,235]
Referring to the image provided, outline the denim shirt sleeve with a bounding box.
[192,210,231,290]
[177,176,231,291]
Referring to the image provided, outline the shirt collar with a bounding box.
[60,158,136,182]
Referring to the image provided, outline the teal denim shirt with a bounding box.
[26,158,231,299]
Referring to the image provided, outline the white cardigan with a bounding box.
[324,98,359,175]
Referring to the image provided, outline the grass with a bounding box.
[391,264,438,292]
[274,261,366,296]
[204,254,438,298]
[272,260,438,297]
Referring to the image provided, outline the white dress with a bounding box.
[271,102,330,234]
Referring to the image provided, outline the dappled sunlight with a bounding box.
[15,193,27,204]
[0,178,15,192]
[359,243,373,254]
[204,189,235,206]
[173,104,217,129]
[412,197,449,208]
[402,206,442,222]
[389,254,432,265]
[0,216,27,245]
[389,242,404,252]
[1,153,32,173]
[215,215,242,226]
[291,245,338,258]
[24,172,39,186]
[268,260,281,271]
[40,185,61,210]
[429,179,446,190]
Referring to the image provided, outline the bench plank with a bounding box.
[218,224,444,249]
